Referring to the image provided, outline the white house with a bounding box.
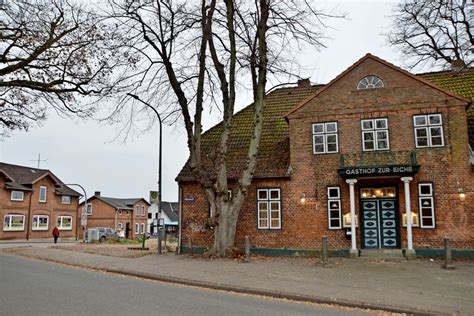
[147,201,179,236]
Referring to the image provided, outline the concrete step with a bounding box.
[359,249,405,262]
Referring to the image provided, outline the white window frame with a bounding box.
[357,75,384,90]
[141,206,145,216]
[327,187,342,229]
[361,118,389,151]
[134,223,139,234]
[257,188,281,230]
[85,204,92,215]
[11,190,24,201]
[57,216,72,230]
[39,186,47,203]
[140,223,145,234]
[3,214,25,231]
[418,183,435,228]
[61,195,71,205]
[118,222,123,230]
[135,206,139,216]
[312,122,339,154]
[32,215,49,231]
[413,114,444,148]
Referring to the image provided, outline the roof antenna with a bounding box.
[30,154,48,169]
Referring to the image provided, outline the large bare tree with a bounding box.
[109,0,337,257]
[388,0,473,69]
[0,0,136,136]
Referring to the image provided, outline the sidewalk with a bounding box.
[2,244,473,315]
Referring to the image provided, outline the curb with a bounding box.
[7,251,442,316]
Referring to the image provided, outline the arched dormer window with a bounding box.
[357,75,384,90]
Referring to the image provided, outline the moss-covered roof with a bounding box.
[419,67,474,147]
[177,68,474,182]
[176,84,322,181]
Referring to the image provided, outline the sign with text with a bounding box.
[338,165,420,178]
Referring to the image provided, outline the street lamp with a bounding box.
[63,183,87,242]
[127,93,162,254]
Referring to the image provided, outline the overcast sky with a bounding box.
[1,1,432,203]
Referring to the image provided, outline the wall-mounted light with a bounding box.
[300,193,306,205]
[458,188,466,201]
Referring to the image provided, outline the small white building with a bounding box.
[147,201,179,236]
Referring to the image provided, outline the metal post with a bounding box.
[127,93,162,255]
[442,237,455,269]
[321,236,328,266]
[158,229,162,254]
[245,235,251,262]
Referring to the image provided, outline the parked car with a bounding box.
[96,227,118,242]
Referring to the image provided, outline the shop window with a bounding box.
[361,118,389,151]
[413,114,444,148]
[32,215,49,230]
[418,183,435,228]
[257,188,281,229]
[57,216,72,230]
[357,75,384,90]
[3,214,25,231]
[39,186,47,202]
[312,122,338,154]
[11,190,24,201]
[327,187,342,229]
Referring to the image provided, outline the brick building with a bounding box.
[79,191,150,239]
[0,162,81,240]
[176,54,474,257]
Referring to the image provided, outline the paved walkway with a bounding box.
[2,244,473,315]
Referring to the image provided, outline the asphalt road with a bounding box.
[0,253,374,316]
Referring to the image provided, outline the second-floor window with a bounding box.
[61,195,71,204]
[39,186,47,203]
[11,190,24,201]
[141,206,145,216]
[135,206,139,216]
[413,114,444,148]
[85,204,92,215]
[312,122,338,154]
[361,118,389,151]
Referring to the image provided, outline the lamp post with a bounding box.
[127,93,162,254]
[64,183,87,242]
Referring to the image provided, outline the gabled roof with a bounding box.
[82,195,150,210]
[161,201,179,222]
[176,55,474,182]
[0,162,81,196]
[285,53,470,118]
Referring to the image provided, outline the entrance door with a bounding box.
[361,198,399,249]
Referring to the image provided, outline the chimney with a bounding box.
[297,78,311,88]
[94,191,101,197]
[450,59,465,72]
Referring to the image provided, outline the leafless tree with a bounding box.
[388,0,473,69]
[0,0,137,136]
[109,0,340,257]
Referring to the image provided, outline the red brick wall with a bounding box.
[179,57,473,251]
[0,175,79,240]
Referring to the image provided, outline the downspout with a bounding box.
[114,208,118,231]
[26,190,33,241]
[178,184,182,254]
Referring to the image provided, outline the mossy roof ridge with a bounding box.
[419,67,474,147]
[177,84,322,181]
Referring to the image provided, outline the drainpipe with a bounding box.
[178,185,182,254]
[115,208,118,231]
[26,190,33,241]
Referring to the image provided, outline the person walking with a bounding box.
[52,226,60,244]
